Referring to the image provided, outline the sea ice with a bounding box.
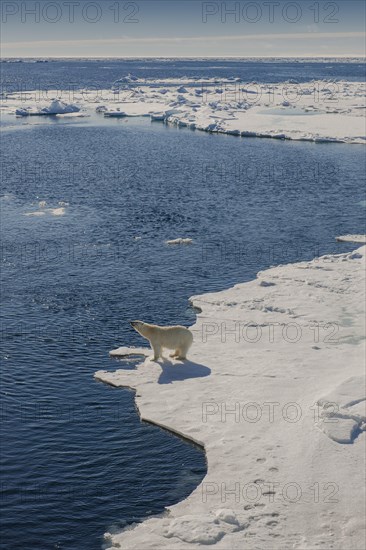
[109,346,150,358]
[16,99,80,116]
[96,245,365,550]
[165,238,193,245]
[336,234,366,243]
[9,78,366,143]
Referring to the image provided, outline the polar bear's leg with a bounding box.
[175,346,188,360]
[151,343,161,361]
[178,337,193,360]
[169,350,179,358]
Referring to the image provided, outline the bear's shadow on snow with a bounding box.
[158,360,211,385]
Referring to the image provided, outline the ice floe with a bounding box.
[165,238,193,245]
[96,244,365,550]
[6,77,366,144]
[24,203,67,217]
[16,99,80,117]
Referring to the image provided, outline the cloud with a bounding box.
[3,32,366,49]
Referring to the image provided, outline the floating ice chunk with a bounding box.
[109,346,150,357]
[166,238,193,245]
[104,110,127,118]
[42,99,80,115]
[24,211,45,217]
[336,234,366,244]
[49,207,65,216]
[24,204,67,217]
[16,107,30,116]
[16,100,80,116]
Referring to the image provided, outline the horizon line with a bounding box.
[3,54,365,59]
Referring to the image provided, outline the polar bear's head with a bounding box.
[130,320,149,338]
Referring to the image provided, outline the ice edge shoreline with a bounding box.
[94,375,206,450]
[95,241,366,549]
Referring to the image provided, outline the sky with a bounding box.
[1,0,365,58]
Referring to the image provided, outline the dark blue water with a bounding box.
[1,58,365,94]
[1,60,365,550]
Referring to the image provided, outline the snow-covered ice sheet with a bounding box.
[95,246,365,550]
[4,78,366,144]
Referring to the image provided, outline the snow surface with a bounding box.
[95,245,365,550]
[5,78,366,144]
[316,376,365,444]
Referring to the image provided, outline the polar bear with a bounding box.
[130,321,193,361]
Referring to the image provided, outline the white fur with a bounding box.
[130,321,193,361]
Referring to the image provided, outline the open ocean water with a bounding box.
[1,59,365,549]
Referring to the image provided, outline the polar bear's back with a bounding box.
[146,323,193,349]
